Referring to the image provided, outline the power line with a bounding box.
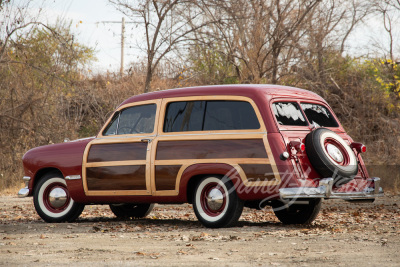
[97,17,136,76]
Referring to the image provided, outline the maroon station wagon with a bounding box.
[19,85,383,228]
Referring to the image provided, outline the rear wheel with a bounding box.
[109,203,154,219]
[193,176,243,228]
[33,172,84,223]
[272,199,321,224]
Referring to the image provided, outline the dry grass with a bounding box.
[0,67,399,193]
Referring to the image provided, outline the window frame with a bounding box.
[159,96,266,135]
[270,98,341,131]
[98,99,161,138]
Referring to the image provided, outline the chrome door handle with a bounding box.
[141,138,153,143]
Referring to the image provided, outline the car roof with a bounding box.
[119,84,325,107]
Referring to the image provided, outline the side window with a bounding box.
[163,101,205,132]
[300,103,338,127]
[272,102,308,126]
[102,111,120,136]
[103,104,156,136]
[203,101,260,130]
[163,100,260,132]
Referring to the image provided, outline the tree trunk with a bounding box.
[144,62,153,93]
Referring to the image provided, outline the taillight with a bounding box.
[350,142,366,153]
[299,143,306,152]
[289,141,306,153]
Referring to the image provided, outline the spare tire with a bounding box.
[305,128,358,184]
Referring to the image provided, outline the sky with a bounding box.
[31,0,144,73]
[22,0,399,73]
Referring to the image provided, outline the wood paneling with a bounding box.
[156,139,267,160]
[86,165,146,190]
[87,143,147,162]
[240,164,275,182]
[155,165,181,191]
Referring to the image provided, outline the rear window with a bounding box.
[272,102,308,126]
[164,100,260,132]
[300,103,338,127]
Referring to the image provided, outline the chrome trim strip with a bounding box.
[279,177,384,200]
[70,136,96,142]
[65,175,82,180]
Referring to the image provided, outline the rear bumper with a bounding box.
[279,177,383,200]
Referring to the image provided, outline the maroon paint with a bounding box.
[22,138,94,196]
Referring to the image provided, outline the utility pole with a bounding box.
[98,17,133,76]
[121,17,125,76]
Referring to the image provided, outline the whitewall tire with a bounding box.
[193,176,243,228]
[33,172,84,223]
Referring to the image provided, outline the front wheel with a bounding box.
[193,176,243,228]
[33,172,84,223]
[272,198,321,224]
[109,203,154,219]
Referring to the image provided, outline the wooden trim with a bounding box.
[85,160,146,168]
[85,189,149,196]
[82,139,153,196]
[154,158,270,165]
[263,135,282,184]
[150,138,159,194]
[90,136,157,144]
[152,161,280,196]
[97,99,162,138]
[155,133,267,141]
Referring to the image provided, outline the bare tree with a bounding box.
[194,0,321,84]
[372,0,400,61]
[290,0,372,91]
[110,0,213,93]
[0,0,43,64]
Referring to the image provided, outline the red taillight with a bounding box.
[351,142,366,153]
[289,141,306,153]
[300,143,306,152]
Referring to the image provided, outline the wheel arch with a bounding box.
[33,168,64,192]
[179,163,243,203]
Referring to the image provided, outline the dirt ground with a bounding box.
[0,194,399,267]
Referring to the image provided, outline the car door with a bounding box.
[82,100,161,196]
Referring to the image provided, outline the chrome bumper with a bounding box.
[279,177,384,200]
[18,176,31,198]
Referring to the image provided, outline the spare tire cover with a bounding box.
[305,128,358,183]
